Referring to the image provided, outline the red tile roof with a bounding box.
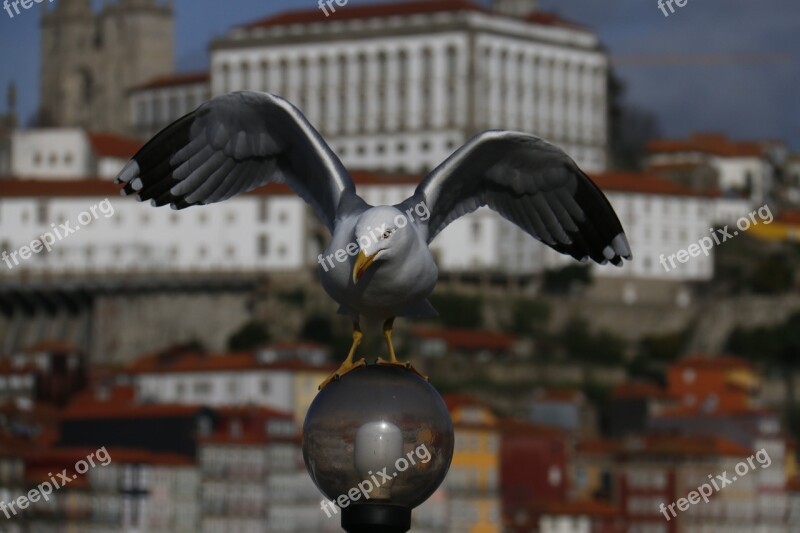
[24,340,82,354]
[0,172,421,198]
[241,0,586,32]
[525,12,587,31]
[592,171,717,198]
[132,72,210,92]
[534,388,584,403]
[778,210,800,225]
[612,381,672,400]
[648,132,765,158]
[536,499,619,518]
[87,132,143,159]
[672,355,754,371]
[443,393,485,411]
[243,0,486,28]
[411,326,517,351]
[578,434,752,458]
[126,348,335,375]
[62,402,206,420]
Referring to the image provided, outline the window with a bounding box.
[37,201,49,225]
[472,221,481,239]
[194,381,212,395]
[258,235,269,257]
[258,199,269,222]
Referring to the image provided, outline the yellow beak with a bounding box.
[353,250,377,284]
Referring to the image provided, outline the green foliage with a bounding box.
[227,321,271,351]
[726,312,800,370]
[299,315,334,344]
[558,318,625,365]
[749,253,794,294]
[542,265,592,295]
[639,330,689,362]
[276,289,306,308]
[511,299,551,335]
[428,293,483,328]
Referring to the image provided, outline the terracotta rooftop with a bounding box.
[62,402,206,420]
[611,381,672,400]
[411,326,517,351]
[125,347,335,375]
[578,434,753,458]
[132,72,210,92]
[87,132,143,159]
[592,171,717,198]
[0,172,421,198]
[533,388,584,403]
[241,0,586,32]
[23,340,83,354]
[536,499,619,518]
[648,133,766,158]
[671,355,754,371]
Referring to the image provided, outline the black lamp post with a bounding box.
[303,363,454,532]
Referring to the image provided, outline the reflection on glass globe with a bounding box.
[303,363,454,532]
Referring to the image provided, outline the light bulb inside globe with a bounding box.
[354,421,403,500]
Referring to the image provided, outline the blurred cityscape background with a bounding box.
[1,0,799,531]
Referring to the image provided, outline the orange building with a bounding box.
[665,355,759,415]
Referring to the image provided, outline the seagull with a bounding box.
[116,91,632,388]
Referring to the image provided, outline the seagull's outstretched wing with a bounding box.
[398,131,632,265]
[116,91,355,232]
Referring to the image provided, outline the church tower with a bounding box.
[40,0,174,134]
[492,0,538,17]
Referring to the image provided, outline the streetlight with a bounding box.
[303,363,454,532]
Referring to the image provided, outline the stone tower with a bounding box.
[40,0,174,134]
[492,0,538,17]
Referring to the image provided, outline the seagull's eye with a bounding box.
[383,229,393,239]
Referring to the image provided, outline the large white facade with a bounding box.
[0,173,729,282]
[207,4,608,174]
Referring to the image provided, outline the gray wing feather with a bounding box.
[117,91,356,232]
[397,131,632,266]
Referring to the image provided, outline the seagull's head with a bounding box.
[352,206,416,284]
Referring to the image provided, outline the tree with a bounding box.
[749,253,794,294]
[726,312,800,438]
[227,321,270,351]
[511,299,551,335]
[608,69,660,171]
[428,293,483,328]
[542,265,592,295]
[300,315,334,344]
[558,318,625,365]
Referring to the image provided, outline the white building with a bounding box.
[647,132,776,205]
[0,170,732,283]
[9,129,142,180]
[131,0,609,174]
[129,73,211,139]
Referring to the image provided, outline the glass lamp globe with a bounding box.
[303,363,454,533]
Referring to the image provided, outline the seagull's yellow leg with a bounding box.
[377,318,428,381]
[319,322,366,390]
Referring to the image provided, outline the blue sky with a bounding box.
[1,0,798,148]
